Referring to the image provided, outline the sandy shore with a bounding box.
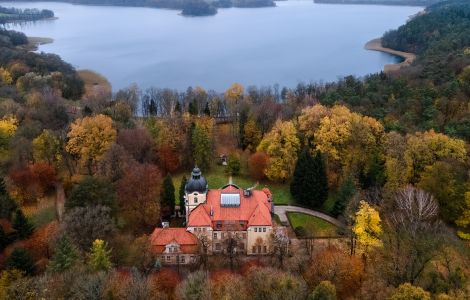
[365,38,416,73]
[26,36,54,51]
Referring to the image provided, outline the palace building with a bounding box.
[150,167,274,264]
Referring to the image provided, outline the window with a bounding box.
[194,197,198,203]
[263,228,266,232]
[254,228,257,232]
[216,243,221,251]
[252,246,256,253]
[203,227,207,232]
[213,232,217,239]
[263,246,267,253]
[181,256,185,263]
[258,246,261,253]
[166,256,171,261]
[216,221,222,229]
[221,232,225,239]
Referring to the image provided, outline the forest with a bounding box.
[0,6,54,24]
[0,0,468,299]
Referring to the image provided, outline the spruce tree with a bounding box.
[48,235,79,273]
[179,176,187,216]
[0,178,17,221]
[161,174,176,218]
[0,225,10,251]
[12,209,34,240]
[6,248,35,275]
[290,149,328,209]
[332,176,356,217]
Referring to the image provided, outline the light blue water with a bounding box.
[1,1,422,91]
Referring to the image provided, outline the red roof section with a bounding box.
[187,185,272,228]
[150,228,198,254]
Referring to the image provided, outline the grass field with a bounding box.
[287,212,339,238]
[172,164,293,205]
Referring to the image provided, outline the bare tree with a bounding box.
[391,186,439,237]
[223,232,242,270]
[195,232,210,270]
[270,227,289,268]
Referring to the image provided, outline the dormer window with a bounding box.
[194,197,198,203]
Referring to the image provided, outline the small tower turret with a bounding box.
[185,167,208,222]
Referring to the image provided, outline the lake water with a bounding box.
[0,1,422,91]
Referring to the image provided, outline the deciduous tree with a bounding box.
[88,239,112,272]
[249,152,268,181]
[66,114,116,174]
[257,120,300,182]
[117,163,161,231]
[353,201,382,253]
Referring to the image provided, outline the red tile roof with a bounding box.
[187,185,272,228]
[150,228,198,254]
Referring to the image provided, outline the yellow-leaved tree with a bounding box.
[298,105,384,185]
[66,114,116,174]
[0,116,17,163]
[353,200,382,254]
[224,83,244,115]
[456,192,470,240]
[404,130,466,184]
[33,129,62,167]
[257,120,300,182]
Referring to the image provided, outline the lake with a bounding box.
[0,1,423,92]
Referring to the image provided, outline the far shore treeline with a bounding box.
[0,6,54,24]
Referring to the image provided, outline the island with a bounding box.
[11,0,277,16]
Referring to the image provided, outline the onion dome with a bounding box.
[185,167,208,193]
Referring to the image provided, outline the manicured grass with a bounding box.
[321,191,337,214]
[172,164,293,205]
[287,212,339,238]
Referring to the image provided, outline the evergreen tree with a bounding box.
[161,174,176,218]
[12,209,34,240]
[88,239,112,272]
[0,178,17,221]
[179,176,187,216]
[6,248,35,275]
[332,176,356,217]
[48,235,79,273]
[188,100,198,115]
[203,102,211,116]
[290,149,328,208]
[0,225,10,251]
[309,281,337,300]
[175,101,182,114]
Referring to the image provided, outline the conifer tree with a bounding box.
[332,176,356,217]
[179,176,187,216]
[12,210,34,240]
[48,235,79,273]
[290,149,328,208]
[0,226,9,251]
[0,178,16,221]
[6,248,35,275]
[88,239,112,272]
[161,174,176,218]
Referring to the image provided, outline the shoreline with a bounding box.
[365,38,416,72]
[24,36,54,51]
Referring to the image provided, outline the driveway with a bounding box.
[274,205,343,227]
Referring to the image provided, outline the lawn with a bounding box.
[172,164,293,205]
[287,212,339,238]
